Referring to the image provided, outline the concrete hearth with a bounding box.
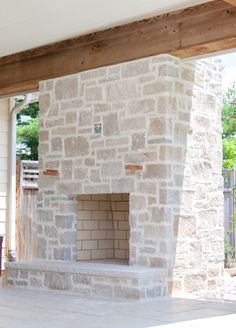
[5,260,166,300]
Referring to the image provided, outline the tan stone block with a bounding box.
[160,145,182,161]
[107,80,137,101]
[84,184,110,194]
[148,117,171,136]
[55,77,78,100]
[106,137,129,147]
[182,67,195,82]
[121,59,150,78]
[131,132,145,151]
[61,99,83,111]
[101,161,122,177]
[130,195,146,211]
[74,168,88,180]
[85,86,103,101]
[102,112,119,136]
[137,181,157,194]
[51,126,76,136]
[61,160,72,179]
[111,178,135,193]
[39,93,51,114]
[128,99,155,115]
[151,207,171,223]
[184,273,206,293]
[120,117,146,132]
[144,164,171,179]
[97,148,116,160]
[65,111,77,124]
[143,80,173,95]
[64,136,89,157]
[39,143,49,155]
[159,189,181,205]
[79,110,92,126]
[55,215,73,229]
[40,130,49,142]
[81,67,106,80]
[159,64,179,78]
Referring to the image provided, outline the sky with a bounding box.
[220,51,236,91]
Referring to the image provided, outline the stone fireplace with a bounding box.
[5,54,224,300]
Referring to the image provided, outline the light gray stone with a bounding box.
[64,136,89,157]
[55,78,78,100]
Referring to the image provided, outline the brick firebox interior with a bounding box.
[77,193,129,261]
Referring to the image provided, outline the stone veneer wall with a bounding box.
[37,54,224,297]
[77,193,129,260]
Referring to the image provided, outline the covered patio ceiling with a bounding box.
[0,0,211,57]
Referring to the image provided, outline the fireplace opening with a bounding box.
[76,193,130,262]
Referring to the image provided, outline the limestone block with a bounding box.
[128,99,155,115]
[85,87,103,102]
[143,81,173,95]
[64,136,89,157]
[101,161,122,177]
[144,164,171,179]
[51,137,62,152]
[55,215,74,229]
[120,117,146,132]
[121,59,150,78]
[61,160,73,179]
[79,110,92,126]
[107,80,137,101]
[39,93,51,114]
[103,113,119,136]
[131,133,145,151]
[44,272,71,290]
[55,77,78,100]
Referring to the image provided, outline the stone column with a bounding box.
[169,58,224,298]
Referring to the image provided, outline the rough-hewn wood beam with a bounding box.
[224,0,236,6]
[0,0,235,97]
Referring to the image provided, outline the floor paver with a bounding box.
[1,281,236,328]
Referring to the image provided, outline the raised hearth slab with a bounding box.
[4,260,167,300]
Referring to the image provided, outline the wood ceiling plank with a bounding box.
[0,0,235,97]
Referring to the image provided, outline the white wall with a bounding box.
[0,98,10,269]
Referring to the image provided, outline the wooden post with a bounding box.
[15,157,21,260]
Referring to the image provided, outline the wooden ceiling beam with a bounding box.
[224,0,236,6]
[0,0,236,97]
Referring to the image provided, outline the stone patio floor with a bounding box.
[1,280,236,328]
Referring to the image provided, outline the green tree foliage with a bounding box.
[16,101,39,160]
[222,83,236,169]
